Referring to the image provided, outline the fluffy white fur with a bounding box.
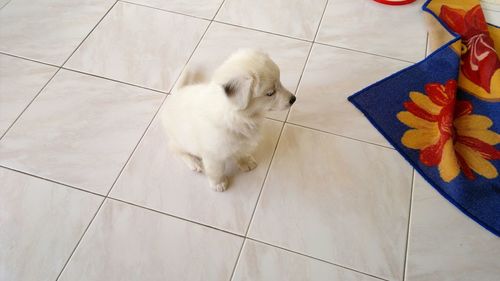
[162,49,296,191]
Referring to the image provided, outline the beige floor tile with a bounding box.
[317,0,427,62]
[0,70,164,194]
[0,55,57,136]
[65,2,209,92]
[216,0,328,40]
[405,173,500,281]
[0,0,115,65]
[0,168,102,281]
[233,240,381,281]
[248,124,413,280]
[59,199,243,281]
[125,0,224,19]
[288,44,409,147]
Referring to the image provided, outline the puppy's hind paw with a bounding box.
[237,155,258,172]
[209,177,229,192]
[181,154,204,173]
[187,161,203,173]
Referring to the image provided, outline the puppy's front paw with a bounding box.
[238,156,258,172]
[210,177,229,192]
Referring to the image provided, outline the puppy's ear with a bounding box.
[223,76,254,110]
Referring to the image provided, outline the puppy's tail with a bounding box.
[174,67,207,92]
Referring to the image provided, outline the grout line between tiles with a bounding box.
[424,32,430,57]
[0,51,60,68]
[166,14,214,93]
[276,25,316,127]
[312,0,330,43]
[243,121,286,236]
[248,237,389,281]
[61,0,119,67]
[118,0,211,21]
[0,68,60,141]
[290,44,314,101]
[213,20,416,65]
[314,41,416,64]
[54,196,107,280]
[402,169,416,281]
[280,2,321,121]
[0,0,11,9]
[108,197,244,237]
[211,0,226,20]
[0,165,106,198]
[61,67,168,95]
[0,51,168,96]
[285,121,395,150]
[212,20,312,43]
[229,238,247,281]
[264,116,285,123]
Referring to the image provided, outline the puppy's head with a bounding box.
[212,49,296,114]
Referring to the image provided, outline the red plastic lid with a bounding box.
[373,0,417,5]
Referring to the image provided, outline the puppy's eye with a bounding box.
[266,90,276,96]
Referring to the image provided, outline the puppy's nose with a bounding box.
[289,95,296,105]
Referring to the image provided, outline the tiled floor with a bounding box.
[1,1,499,281]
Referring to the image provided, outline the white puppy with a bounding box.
[162,49,296,191]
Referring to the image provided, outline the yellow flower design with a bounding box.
[397,80,500,182]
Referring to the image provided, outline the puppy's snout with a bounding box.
[289,95,296,105]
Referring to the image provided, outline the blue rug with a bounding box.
[348,0,500,236]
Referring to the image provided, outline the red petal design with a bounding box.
[461,34,500,92]
[404,101,438,122]
[455,150,476,180]
[444,80,457,101]
[464,5,488,36]
[454,101,473,118]
[425,83,450,106]
[439,5,500,92]
[457,136,500,160]
[437,104,455,136]
[439,6,467,35]
[419,137,448,166]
